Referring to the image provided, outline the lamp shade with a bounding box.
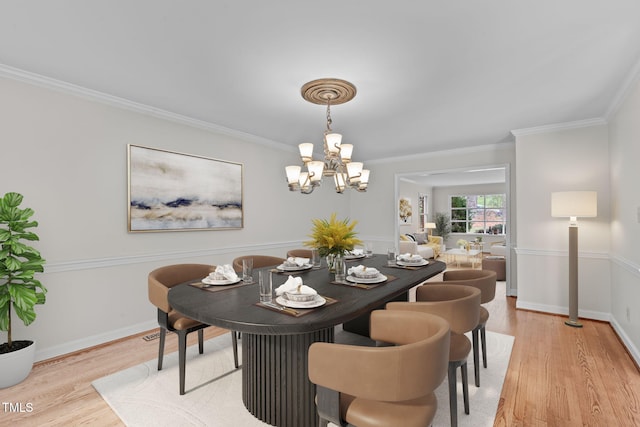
[285,165,301,184]
[325,133,342,153]
[551,191,597,218]
[426,222,436,229]
[307,161,325,182]
[299,143,314,163]
[340,144,353,162]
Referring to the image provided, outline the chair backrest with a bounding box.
[286,249,313,258]
[398,240,418,255]
[443,269,497,303]
[308,309,450,403]
[369,310,450,401]
[387,284,481,335]
[232,255,286,273]
[148,264,214,313]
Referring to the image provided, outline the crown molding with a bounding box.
[510,117,607,138]
[605,54,640,121]
[368,140,515,165]
[0,63,296,154]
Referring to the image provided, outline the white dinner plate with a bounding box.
[201,277,242,286]
[276,264,313,272]
[346,274,388,284]
[276,295,326,308]
[344,253,366,260]
[396,259,429,267]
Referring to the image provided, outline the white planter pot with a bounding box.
[0,340,35,388]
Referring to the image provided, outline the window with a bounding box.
[450,194,506,234]
[418,193,428,231]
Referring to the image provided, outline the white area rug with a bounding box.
[93,328,514,427]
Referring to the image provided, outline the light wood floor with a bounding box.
[1,280,639,426]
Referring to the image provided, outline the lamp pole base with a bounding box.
[565,319,583,328]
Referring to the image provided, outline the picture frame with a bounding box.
[127,144,243,232]
[399,197,412,224]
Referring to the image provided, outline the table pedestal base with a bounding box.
[242,328,334,427]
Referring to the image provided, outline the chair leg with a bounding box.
[231,331,239,368]
[178,330,188,395]
[481,324,488,368]
[157,327,166,371]
[472,326,480,387]
[198,329,204,354]
[448,362,458,427]
[461,361,470,415]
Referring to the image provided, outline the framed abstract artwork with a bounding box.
[127,144,243,232]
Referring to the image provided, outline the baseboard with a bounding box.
[515,300,611,322]
[35,320,157,362]
[609,316,640,369]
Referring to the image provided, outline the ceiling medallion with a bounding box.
[285,78,369,194]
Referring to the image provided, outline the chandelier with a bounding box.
[285,78,370,194]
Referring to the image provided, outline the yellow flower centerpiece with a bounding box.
[304,213,362,271]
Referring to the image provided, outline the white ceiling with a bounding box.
[1,1,639,162]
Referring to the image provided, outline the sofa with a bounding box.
[399,233,443,259]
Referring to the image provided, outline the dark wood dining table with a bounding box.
[168,254,446,427]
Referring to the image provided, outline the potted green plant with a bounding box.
[433,212,451,244]
[0,192,46,388]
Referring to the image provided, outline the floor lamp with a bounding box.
[551,191,597,328]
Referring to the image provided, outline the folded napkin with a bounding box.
[398,253,423,262]
[348,249,364,256]
[347,265,380,276]
[209,264,238,281]
[275,276,317,296]
[285,257,310,267]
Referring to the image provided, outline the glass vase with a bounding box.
[326,253,345,273]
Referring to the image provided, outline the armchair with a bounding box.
[308,310,450,427]
[387,284,481,427]
[443,269,497,387]
[148,264,239,395]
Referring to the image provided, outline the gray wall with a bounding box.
[0,76,352,360]
[608,74,640,361]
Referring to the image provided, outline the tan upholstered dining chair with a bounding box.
[286,248,313,258]
[308,310,450,427]
[442,269,497,387]
[148,264,238,395]
[387,284,481,427]
[232,255,286,273]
